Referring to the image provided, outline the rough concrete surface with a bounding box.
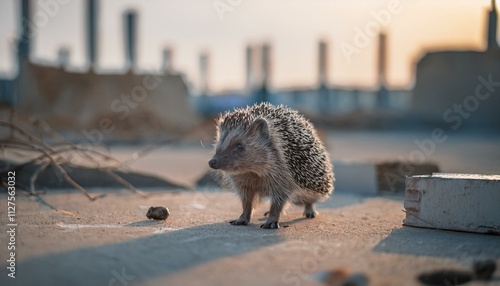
[1,131,500,285]
[1,191,499,286]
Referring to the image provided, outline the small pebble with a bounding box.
[325,268,349,285]
[146,206,170,220]
[342,273,369,286]
[324,268,369,286]
[473,259,496,280]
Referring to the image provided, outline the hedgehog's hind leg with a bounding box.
[303,203,318,218]
[291,192,319,218]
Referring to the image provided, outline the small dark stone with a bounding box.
[473,259,496,280]
[418,270,472,285]
[146,206,170,220]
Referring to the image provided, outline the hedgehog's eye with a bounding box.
[236,143,244,151]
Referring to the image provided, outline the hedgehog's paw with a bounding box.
[229,218,249,225]
[304,210,318,218]
[303,205,318,218]
[260,220,280,229]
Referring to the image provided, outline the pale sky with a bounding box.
[0,0,493,91]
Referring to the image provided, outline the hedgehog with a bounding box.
[208,102,334,229]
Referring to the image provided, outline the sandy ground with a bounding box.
[1,131,499,285]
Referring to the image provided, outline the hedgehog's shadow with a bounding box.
[256,207,311,226]
[256,216,310,226]
[281,217,310,226]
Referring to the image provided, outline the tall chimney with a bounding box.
[18,0,31,63]
[246,45,261,93]
[199,52,209,94]
[487,0,499,50]
[162,48,173,74]
[245,45,254,92]
[87,0,97,69]
[377,32,387,87]
[318,40,329,87]
[377,32,389,109]
[124,11,137,71]
[253,43,271,103]
[261,43,271,89]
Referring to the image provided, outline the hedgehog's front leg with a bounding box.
[261,197,286,229]
[229,191,255,226]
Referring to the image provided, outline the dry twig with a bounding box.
[0,115,172,204]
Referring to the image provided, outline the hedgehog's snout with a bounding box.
[208,158,219,169]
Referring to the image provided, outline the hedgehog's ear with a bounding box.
[249,118,270,142]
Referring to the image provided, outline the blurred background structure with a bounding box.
[0,0,200,137]
[0,0,499,141]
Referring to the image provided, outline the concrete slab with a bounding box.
[404,173,500,234]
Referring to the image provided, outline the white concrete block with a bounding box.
[404,173,500,234]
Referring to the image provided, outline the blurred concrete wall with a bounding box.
[17,62,200,136]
